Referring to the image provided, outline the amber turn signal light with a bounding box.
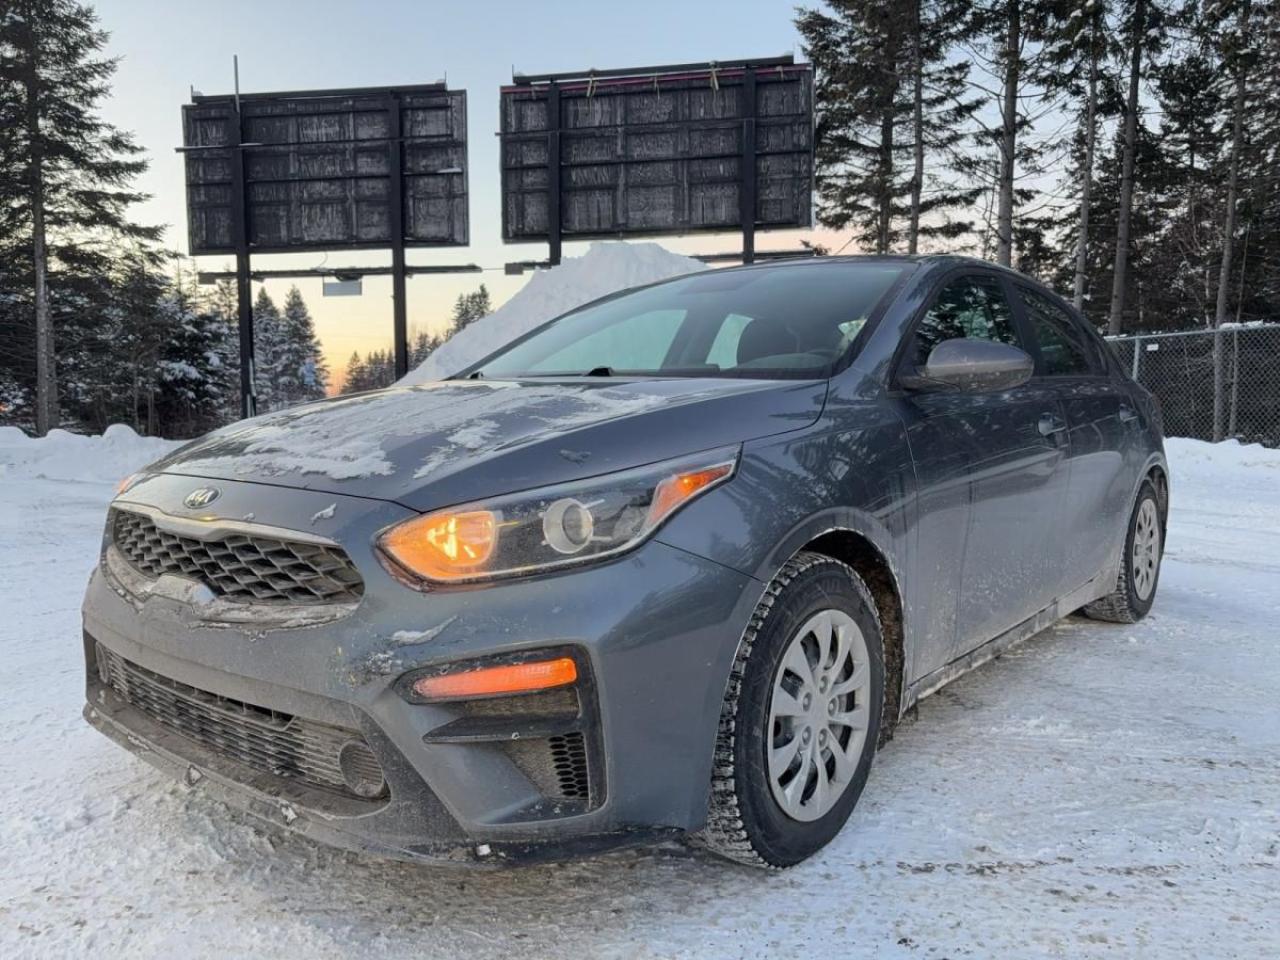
[411,656,579,701]
[380,509,497,581]
[647,462,735,526]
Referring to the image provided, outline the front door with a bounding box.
[896,272,1070,677]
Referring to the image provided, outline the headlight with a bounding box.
[378,447,738,584]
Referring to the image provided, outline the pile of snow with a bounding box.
[0,423,180,486]
[1165,436,1280,476]
[4,435,1280,957]
[400,241,706,384]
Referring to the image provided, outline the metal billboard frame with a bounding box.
[179,80,473,417]
[499,55,814,269]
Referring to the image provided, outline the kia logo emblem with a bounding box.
[183,486,221,509]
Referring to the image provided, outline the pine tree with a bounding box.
[1035,0,1119,308]
[1080,116,1166,330]
[1209,0,1265,439]
[0,0,161,434]
[1105,0,1169,332]
[152,267,236,437]
[341,352,367,395]
[963,0,1056,267]
[251,287,283,411]
[906,0,986,250]
[1149,34,1227,326]
[206,278,242,422]
[449,283,492,334]
[410,329,444,367]
[797,2,908,252]
[274,286,327,407]
[72,250,169,433]
[1247,2,1280,314]
[797,1,981,253]
[365,349,395,389]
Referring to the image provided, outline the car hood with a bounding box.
[150,377,828,511]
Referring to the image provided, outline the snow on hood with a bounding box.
[150,376,828,511]
[398,241,705,384]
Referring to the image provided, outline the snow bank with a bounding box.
[1165,437,1280,518]
[1165,436,1280,477]
[0,424,180,486]
[5,435,1280,956]
[399,241,705,384]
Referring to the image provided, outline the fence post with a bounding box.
[1131,335,1141,381]
[1228,326,1239,438]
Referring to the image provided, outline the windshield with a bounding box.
[468,262,908,380]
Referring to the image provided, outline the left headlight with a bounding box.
[378,446,739,584]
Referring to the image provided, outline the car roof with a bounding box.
[716,253,1069,304]
[725,253,1021,275]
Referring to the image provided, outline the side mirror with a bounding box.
[900,338,1034,393]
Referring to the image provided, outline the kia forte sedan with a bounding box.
[82,255,1168,867]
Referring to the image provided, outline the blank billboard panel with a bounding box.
[500,62,812,242]
[182,85,468,254]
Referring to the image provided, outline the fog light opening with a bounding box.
[337,740,387,799]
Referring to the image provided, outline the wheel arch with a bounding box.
[1145,460,1170,523]
[790,527,907,742]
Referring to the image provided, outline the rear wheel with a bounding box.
[697,552,884,867]
[1083,479,1164,623]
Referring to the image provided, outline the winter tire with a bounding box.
[697,551,885,867]
[1083,479,1164,623]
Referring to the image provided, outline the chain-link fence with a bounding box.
[1106,325,1280,448]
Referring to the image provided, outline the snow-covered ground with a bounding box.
[1,429,1278,959]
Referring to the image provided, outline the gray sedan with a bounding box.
[82,255,1168,867]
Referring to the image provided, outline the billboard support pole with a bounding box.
[386,93,409,379]
[546,81,562,266]
[740,66,757,265]
[229,95,256,419]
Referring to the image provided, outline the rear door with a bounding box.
[895,271,1070,677]
[1012,283,1135,597]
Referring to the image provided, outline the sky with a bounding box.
[93,0,842,387]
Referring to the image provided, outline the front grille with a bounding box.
[98,648,385,800]
[111,508,363,605]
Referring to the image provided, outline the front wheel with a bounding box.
[1083,479,1164,623]
[697,552,885,867]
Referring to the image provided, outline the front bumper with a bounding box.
[82,473,761,863]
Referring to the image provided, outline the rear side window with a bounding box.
[1018,286,1096,376]
[910,274,1018,369]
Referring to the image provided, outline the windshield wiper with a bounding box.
[584,366,614,377]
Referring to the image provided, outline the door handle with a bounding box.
[1038,413,1068,440]
[1119,405,1139,423]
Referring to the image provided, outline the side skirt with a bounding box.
[903,572,1109,711]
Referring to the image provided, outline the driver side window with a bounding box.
[911,274,1019,370]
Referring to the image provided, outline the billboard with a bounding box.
[499,60,813,243]
[182,84,468,254]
